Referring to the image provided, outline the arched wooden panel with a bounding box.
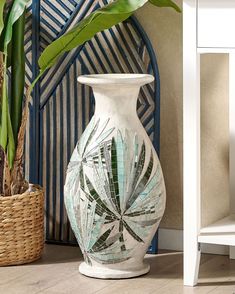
[24,0,160,253]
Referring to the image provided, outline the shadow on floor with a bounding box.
[25,243,83,266]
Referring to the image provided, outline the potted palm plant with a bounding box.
[0,0,180,266]
[0,0,44,266]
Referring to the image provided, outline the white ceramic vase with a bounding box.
[64,74,166,279]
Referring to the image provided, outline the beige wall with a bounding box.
[136,1,230,229]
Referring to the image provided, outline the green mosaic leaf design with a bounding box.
[65,118,165,265]
[90,250,132,265]
[83,174,116,219]
[119,220,126,251]
[108,138,121,214]
[122,219,144,243]
[131,142,146,191]
[91,226,114,252]
[125,150,154,210]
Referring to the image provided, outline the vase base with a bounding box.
[79,261,150,279]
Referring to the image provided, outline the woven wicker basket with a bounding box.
[0,185,44,266]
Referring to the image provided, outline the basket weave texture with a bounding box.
[0,186,44,266]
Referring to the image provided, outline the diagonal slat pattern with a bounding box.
[24,0,160,253]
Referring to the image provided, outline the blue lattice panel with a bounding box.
[24,0,160,254]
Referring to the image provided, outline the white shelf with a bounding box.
[197,47,235,54]
[198,214,235,246]
[184,0,235,285]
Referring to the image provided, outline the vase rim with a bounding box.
[77,74,154,86]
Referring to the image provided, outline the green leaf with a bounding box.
[0,0,6,36]
[38,0,149,74]
[10,9,26,143]
[3,0,29,53]
[0,1,13,65]
[149,0,181,12]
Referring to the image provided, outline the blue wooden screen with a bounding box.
[24,0,161,254]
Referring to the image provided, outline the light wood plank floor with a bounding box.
[0,244,235,294]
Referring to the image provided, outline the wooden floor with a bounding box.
[0,245,235,294]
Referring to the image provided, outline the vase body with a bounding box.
[64,74,166,279]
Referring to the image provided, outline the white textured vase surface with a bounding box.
[64,74,166,279]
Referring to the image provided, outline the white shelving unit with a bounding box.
[199,214,235,246]
[183,0,235,286]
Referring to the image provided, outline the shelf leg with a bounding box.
[183,0,201,286]
[229,53,235,260]
[229,247,235,259]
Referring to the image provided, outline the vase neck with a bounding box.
[77,74,154,123]
[93,86,140,120]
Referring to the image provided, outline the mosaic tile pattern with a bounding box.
[64,118,165,265]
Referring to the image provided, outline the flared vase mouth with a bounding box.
[77,74,154,87]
